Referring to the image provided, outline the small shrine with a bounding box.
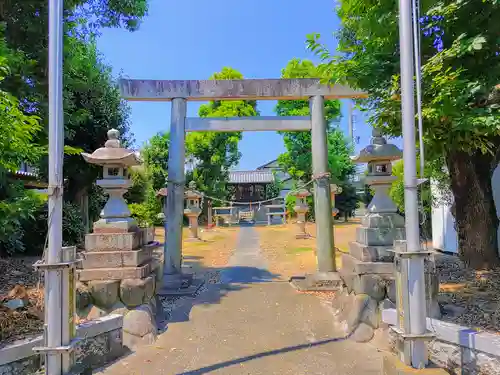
[77,129,160,348]
[184,181,202,241]
[293,189,311,239]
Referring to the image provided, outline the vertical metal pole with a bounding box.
[162,98,187,289]
[398,0,427,368]
[412,0,425,179]
[61,246,76,373]
[46,0,64,373]
[310,96,335,272]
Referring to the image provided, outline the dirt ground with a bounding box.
[0,227,238,346]
[256,220,360,280]
[154,226,239,273]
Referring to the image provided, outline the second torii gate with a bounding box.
[119,78,366,293]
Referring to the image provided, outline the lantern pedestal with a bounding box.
[184,211,202,241]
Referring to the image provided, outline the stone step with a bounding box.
[85,231,142,252]
[341,253,394,275]
[349,241,394,262]
[356,227,405,246]
[77,262,151,281]
[80,247,152,269]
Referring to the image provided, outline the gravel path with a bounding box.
[98,227,384,375]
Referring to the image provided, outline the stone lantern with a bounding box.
[78,129,159,348]
[82,128,141,234]
[184,181,202,241]
[293,189,311,239]
[330,184,343,218]
[352,128,403,228]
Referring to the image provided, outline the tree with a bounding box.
[308,1,500,269]
[0,53,45,255]
[0,0,144,205]
[185,67,258,201]
[141,132,170,192]
[335,183,359,221]
[276,59,355,184]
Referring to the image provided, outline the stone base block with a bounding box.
[120,276,156,308]
[361,213,405,229]
[341,253,394,275]
[356,227,406,246]
[330,289,379,342]
[340,269,392,301]
[295,233,311,239]
[122,304,157,349]
[81,247,152,268]
[85,231,142,252]
[93,218,138,234]
[349,241,394,262]
[77,262,151,281]
[382,355,448,375]
[289,272,342,292]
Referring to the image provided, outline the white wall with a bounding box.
[431,167,500,254]
[431,179,458,253]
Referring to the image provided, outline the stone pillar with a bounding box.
[162,98,187,290]
[293,190,311,239]
[310,95,335,273]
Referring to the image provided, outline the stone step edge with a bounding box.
[77,262,152,281]
[341,253,395,275]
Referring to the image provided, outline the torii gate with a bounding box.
[119,78,366,293]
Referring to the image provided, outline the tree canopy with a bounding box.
[308,0,500,268]
[186,67,258,201]
[275,58,354,184]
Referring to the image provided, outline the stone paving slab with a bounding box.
[97,227,384,375]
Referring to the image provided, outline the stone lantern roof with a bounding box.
[185,181,202,199]
[81,129,141,167]
[351,128,402,164]
[294,189,311,198]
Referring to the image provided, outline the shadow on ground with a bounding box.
[165,260,280,324]
[176,335,351,375]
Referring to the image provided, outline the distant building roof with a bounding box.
[256,159,280,170]
[228,171,274,184]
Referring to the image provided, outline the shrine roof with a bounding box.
[228,171,274,184]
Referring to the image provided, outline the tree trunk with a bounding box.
[446,150,500,269]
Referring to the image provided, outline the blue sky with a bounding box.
[97,0,394,170]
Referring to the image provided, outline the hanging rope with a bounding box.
[198,173,325,207]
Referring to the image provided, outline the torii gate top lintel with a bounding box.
[119,78,367,102]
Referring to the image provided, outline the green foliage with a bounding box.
[335,183,359,220]
[0,183,47,255]
[265,174,283,200]
[307,0,500,267]
[186,67,257,200]
[0,0,146,255]
[126,166,149,204]
[142,132,169,192]
[276,59,355,183]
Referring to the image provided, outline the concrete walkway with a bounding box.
[98,227,383,374]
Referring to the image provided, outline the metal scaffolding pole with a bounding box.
[45,0,65,373]
[397,0,428,368]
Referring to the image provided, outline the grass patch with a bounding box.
[287,246,314,254]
